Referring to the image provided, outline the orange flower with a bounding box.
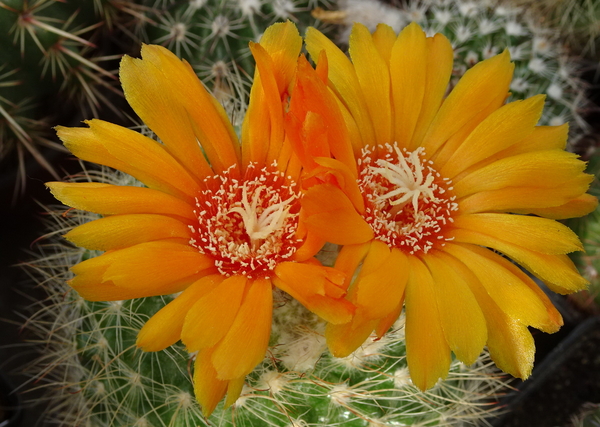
[46,22,353,415]
[286,22,597,390]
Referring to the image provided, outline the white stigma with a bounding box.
[229,184,296,245]
[369,146,438,213]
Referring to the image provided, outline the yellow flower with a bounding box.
[286,22,598,390]
[46,22,354,416]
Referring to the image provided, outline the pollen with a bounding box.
[358,144,458,254]
[190,162,302,279]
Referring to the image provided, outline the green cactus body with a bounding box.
[24,167,508,427]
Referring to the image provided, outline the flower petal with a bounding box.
[422,252,487,365]
[136,274,225,351]
[350,22,392,147]
[405,256,451,391]
[301,183,374,245]
[452,213,583,255]
[423,50,514,156]
[305,27,376,146]
[194,349,228,417]
[389,22,427,149]
[122,44,240,177]
[438,253,535,379]
[440,95,545,179]
[325,318,378,358]
[524,193,598,220]
[100,241,214,290]
[212,278,273,380]
[453,150,591,199]
[46,182,195,220]
[64,214,192,251]
[443,243,563,330]
[353,242,408,320]
[57,120,202,202]
[181,275,248,352]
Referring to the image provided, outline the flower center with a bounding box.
[189,163,302,279]
[358,144,458,254]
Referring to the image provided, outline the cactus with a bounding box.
[21,166,509,427]
[317,0,590,148]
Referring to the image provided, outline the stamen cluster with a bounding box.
[189,163,302,279]
[358,144,458,254]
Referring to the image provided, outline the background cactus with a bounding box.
[20,166,509,427]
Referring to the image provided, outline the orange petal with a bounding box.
[100,241,214,290]
[371,23,396,64]
[301,183,373,245]
[181,275,248,352]
[194,349,228,417]
[224,376,246,409]
[121,44,240,177]
[404,255,451,390]
[212,278,273,380]
[64,214,192,251]
[136,274,225,351]
[305,27,376,146]
[422,252,487,365]
[57,120,202,202]
[46,182,195,221]
[325,317,377,358]
[334,242,371,290]
[353,242,408,320]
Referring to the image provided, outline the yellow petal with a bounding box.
[181,275,248,352]
[440,95,545,179]
[452,213,583,255]
[443,243,565,330]
[500,124,568,156]
[423,50,514,156]
[57,120,202,202]
[194,349,228,417]
[438,253,535,379]
[389,22,427,149]
[524,193,598,219]
[449,229,589,293]
[410,33,454,149]
[422,252,487,366]
[405,256,451,391]
[212,278,273,380]
[46,182,195,220]
[350,23,392,147]
[64,214,192,251]
[120,51,219,180]
[454,150,591,198]
[224,376,246,409]
[136,274,224,351]
[371,23,396,65]
[305,26,376,146]
[458,184,592,215]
